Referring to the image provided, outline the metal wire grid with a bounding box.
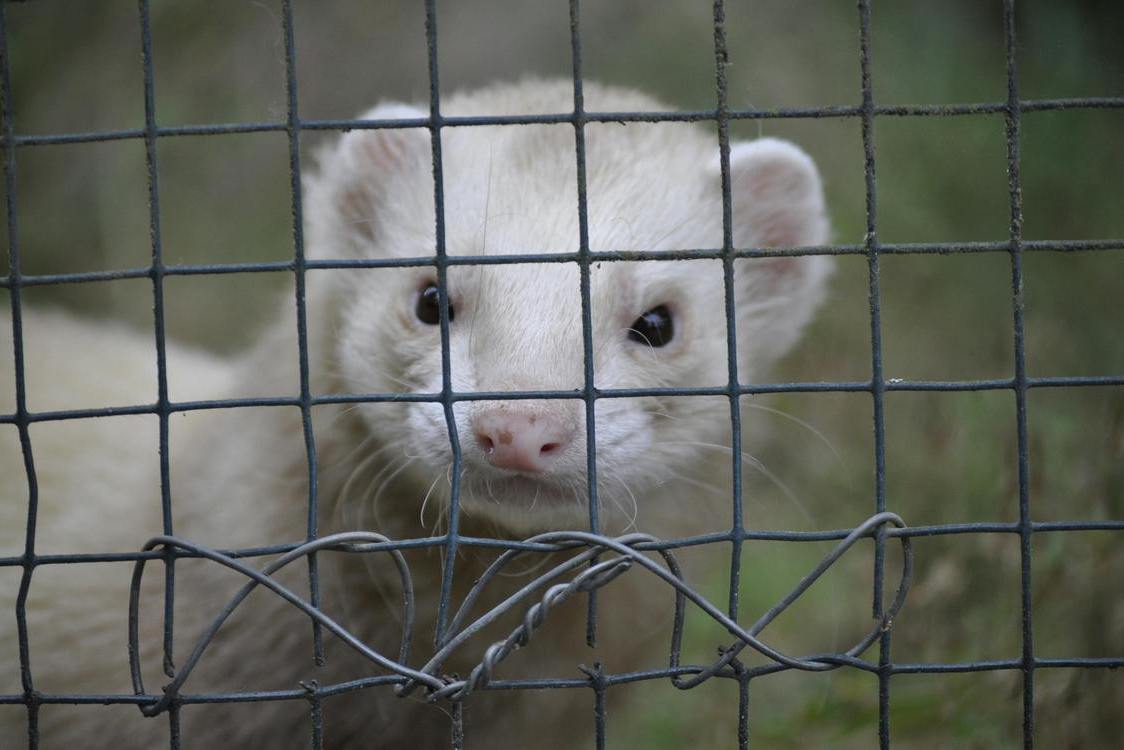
[0,0,1121,748]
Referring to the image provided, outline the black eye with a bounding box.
[628,305,674,347]
[416,282,453,325]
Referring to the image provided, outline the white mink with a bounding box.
[1,79,831,748]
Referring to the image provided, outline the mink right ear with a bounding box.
[722,138,834,376]
[306,103,430,253]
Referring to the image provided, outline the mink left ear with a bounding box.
[724,138,834,376]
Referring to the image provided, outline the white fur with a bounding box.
[1,80,831,747]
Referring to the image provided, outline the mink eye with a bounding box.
[415,282,453,325]
[627,305,674,347]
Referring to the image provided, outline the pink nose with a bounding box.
[472,410,573,474]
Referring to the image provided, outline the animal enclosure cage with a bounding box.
[2,0,1123,748]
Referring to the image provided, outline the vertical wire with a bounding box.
[279,4,326,744]
[136,2,181,744]
[710,0,746,628]
[856,0,891,746]
[1002,1,1035,747]
[425,0,463,647]
[735,663,750,750]
[450,700,464,750]
[568,0,603,649]
[587,663,607,750]
[0,3,41,746]
[307,682,324,750]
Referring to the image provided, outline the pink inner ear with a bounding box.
[751,206,805,249]
[332,125,428,237]
[356,128,423,174]
[729,138,827,250]
[338,182,377,237]
[741,162,815,247]
[756,254,800,280]
[743,159,806,198]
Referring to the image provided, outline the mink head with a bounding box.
[305,81,832,536]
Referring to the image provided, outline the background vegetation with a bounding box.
[3,0,1121,747]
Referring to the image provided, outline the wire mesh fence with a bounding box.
[1,0,1122,748]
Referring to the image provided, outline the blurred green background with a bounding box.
[3,0,1122,747]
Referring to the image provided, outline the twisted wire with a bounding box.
[126,513,913,714]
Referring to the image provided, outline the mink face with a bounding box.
[306,80,832,535]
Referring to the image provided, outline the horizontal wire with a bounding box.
[3,653,1121,707]
[3,96,1122,148]
[3,374,1122,426]
[2,239,1122,289]
[4,519,1122,570]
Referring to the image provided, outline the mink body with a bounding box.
[1,80,831,748]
